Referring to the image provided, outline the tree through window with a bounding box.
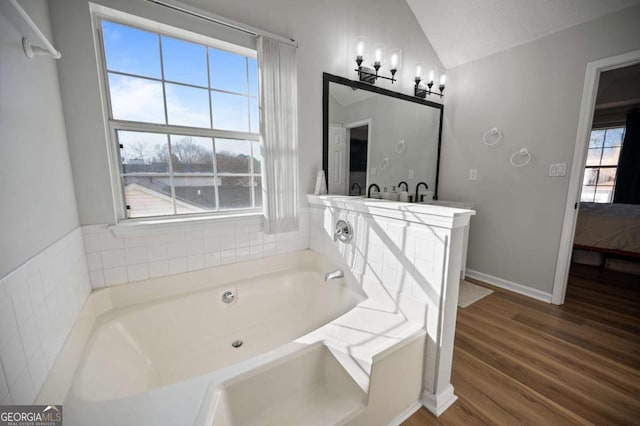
[100,19,261,218]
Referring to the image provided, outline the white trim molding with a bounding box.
[552,49,640,305]
[421,385,458,417]
[466,269,552,303]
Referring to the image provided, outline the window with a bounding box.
[580,127,625,203]
[99,20,261,219]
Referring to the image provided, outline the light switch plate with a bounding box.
[469,169,478,181]
[549,163,567,177]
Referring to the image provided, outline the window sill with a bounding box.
[109,211,264,237]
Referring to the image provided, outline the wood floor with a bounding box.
[403,263,640,425]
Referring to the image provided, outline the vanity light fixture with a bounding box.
[354,37,399,84]
[414,66,445,98]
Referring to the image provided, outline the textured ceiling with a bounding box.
[406,0,640,69]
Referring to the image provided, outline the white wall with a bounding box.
[439,5,640,296]
[0,0,79,277]
[0,0,91,404]
[48,0,443,226]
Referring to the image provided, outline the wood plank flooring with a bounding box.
[403,263,640,425]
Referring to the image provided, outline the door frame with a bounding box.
[344,118,372,195]
[552,49,640,305]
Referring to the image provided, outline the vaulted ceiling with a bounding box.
[406,0,640,69]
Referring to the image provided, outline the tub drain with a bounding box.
[232,339,243,348]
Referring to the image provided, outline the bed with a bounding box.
[574,202,640,257]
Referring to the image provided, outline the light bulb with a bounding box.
[440,74,447,85]
[375,48,382,63]
[356,41,364,57]
[428,70,435,83]
[391,53,398,68]
[416,65,422,78]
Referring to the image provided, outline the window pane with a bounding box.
[118,131,169,173]
[124,176,174,218]
[165,83,211,128]
[218,176,252,210]
[597,168,616,186]
[170,135,213,173]
[600,147,621,166]
[248,58,258,97]
[254,176,262,208]
[211,92,249,131]
[161,36,208,87]
[252,141,262,173]
[604,128,624,147]
[594,187,613,203]
[102,21,160,79]
[174,176,216,213]
[209,49,247,94]
[589,130,604,148]
[249,97,259,134]
[586,148,602,166]
[582,168,598,186]
[580,186,595,202]
[109,73,165,124]
[216,139,251,173]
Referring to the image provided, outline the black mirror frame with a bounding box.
[322,72,444,200]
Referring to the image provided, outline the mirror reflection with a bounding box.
[323,73,443,201]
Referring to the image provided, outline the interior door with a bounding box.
[328,125,347,194]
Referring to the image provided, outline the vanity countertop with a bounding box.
[308,194,475,228]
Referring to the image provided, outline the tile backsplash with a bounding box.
[83,211,310,288]
[0,228,91,404]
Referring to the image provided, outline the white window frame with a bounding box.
[90,5,263,231]
[580,125,625,204]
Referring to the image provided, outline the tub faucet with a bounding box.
[324,269,344,282]
[415,182,429,202]
[367,183,380,198]
[398,181,409,192]
[351,182,362,196]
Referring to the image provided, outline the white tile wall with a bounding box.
[0,228,91,404]
[83,212,310,288]
[308,207,446,310]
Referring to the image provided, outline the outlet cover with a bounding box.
[408,169,415,179]
[469,169,478,181]
[549,163,567,177]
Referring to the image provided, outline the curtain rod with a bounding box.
[8,0,61,59]
[145,0,297,47]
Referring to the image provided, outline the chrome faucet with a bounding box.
[351,182,362,196]
[398,181,409,191]
[415,182,429,202]
[324,269,344,282]
[367,183,380,198]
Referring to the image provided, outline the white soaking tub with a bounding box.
[41,251,366,425]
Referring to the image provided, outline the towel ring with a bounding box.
[510,148,531,167]
[483,127,502,146]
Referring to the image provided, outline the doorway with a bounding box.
[347,124,368,196]
[553,49,640,305]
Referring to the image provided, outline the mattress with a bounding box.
[574,202,640,254]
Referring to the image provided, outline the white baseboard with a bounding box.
[465,269,552,303]
[388,401,422,426]
[421,385,458,417]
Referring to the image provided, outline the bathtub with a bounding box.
[40,249,427,425]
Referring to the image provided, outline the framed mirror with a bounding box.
[323,72,443,199]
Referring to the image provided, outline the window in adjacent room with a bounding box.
[98,19,261,219]
[580,126,625,203]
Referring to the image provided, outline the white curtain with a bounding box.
[257,36,299,234]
